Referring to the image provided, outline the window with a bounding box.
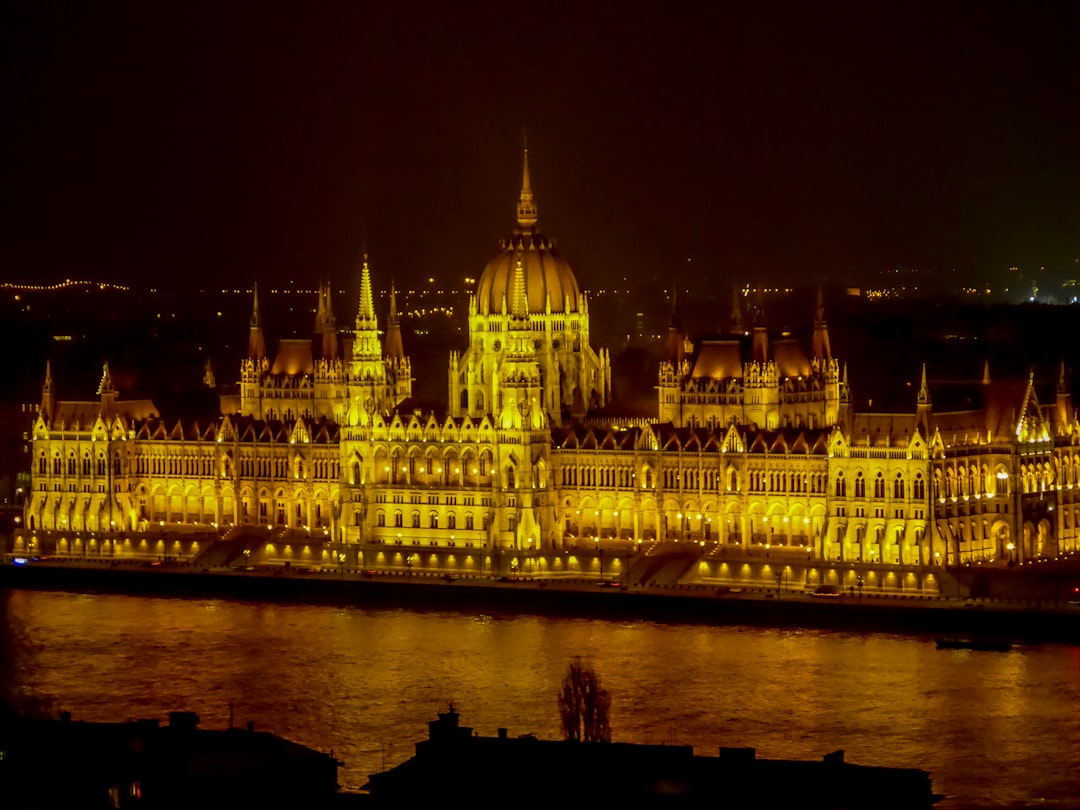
[893,474,905,500]
[835,473,846,498]
[394,512,403,528]
[855,473,866,499]
[448,514,456,530]
[874,473,885,499]
[430,513,439,529]
[465,514,474,530]
[411,512,420,528]
[913,475,925,500]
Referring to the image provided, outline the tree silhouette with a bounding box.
[558,657,611,742]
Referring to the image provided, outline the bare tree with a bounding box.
[558,657,611,742]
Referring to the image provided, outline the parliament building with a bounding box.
[18,154,1080,593]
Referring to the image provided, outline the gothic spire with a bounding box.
[385,280,405,360]
[248,284,267,360]
[250,283,261,328]
[729,284,744,334]
[356,254,377,330]
[516,141,538,232]
[510,255,529,319]
[97,362,115,396]
[41,359,56,422]
[917,363,930,406]
[811,285,831,359]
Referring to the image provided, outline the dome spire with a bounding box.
[516,138,538,232]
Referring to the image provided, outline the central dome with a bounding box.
[474,148,581,316]
[475,233,581,316]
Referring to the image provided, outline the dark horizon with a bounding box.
[2,2,1077,292]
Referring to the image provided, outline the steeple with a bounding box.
[98,361,117,419]
[318,282,340,361]
[515,141,538,232]
[917,363,930,406]
[356,254,377,331]
[729,285,744,334]
[248,284,267,361]
[751,308,769,364]
[385,281,405,361]
[97,361,115,396]
[510,255,529,319]
[1056,359,1072,435]
[811,286,831,359]
[982,359,991,385]
[41,360,56,423]
[666,285,684,366]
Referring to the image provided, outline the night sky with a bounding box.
[2,1,1076,293]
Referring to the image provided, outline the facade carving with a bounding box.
[19,156,1080,585]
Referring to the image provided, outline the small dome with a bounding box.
[475,232,580,315]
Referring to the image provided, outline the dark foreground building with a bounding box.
[0,709,341,809]
[365,706,940,809]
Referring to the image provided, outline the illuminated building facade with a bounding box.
[18,154,1080,584]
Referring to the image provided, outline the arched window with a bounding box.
[465,514,474,530]
[913,474,925,500]
[893,474,905,500]
[429,513,439,529]
[411,512,420,528]
[376,511,385,527]
[835,472,846,498]
[855,472,866,498]
[874,473,885,499]
[394,512,403,528]
[448,514,456,530]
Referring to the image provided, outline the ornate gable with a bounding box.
[721,425,744,454]
[290,418,311,445]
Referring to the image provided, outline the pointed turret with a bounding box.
[515,142,538,232]
[98,361,117,419]
[752,308,769,364]
[41,360,56,423]
[203,358,216,388]
[248,284,267,361]
[729,285,744,334]
[917,363,930,406]
[97,362,114,396]
[385,281,405,361]
[982,359,991,385]
[811,286,832,360]
[509,256,529,320]
[356,254,377,331]
[318,283,340,361]
[666,285,685,367]
[1056,359,1072,435]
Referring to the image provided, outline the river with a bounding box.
[1,587,1077,807]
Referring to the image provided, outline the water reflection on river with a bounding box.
[3,589,1078,807]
